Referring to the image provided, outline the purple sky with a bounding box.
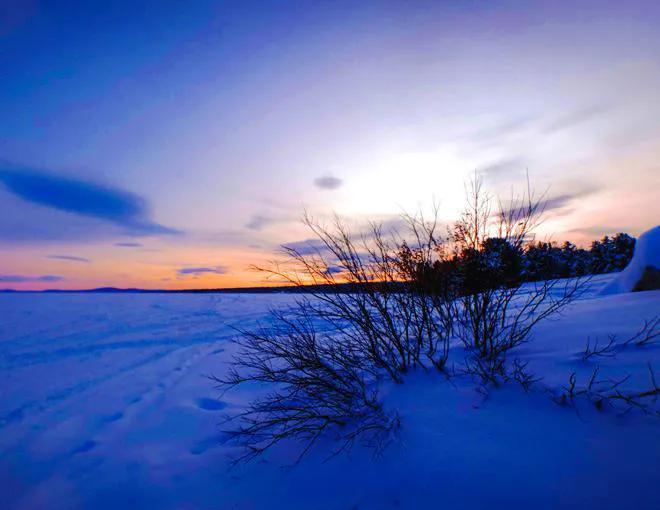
[1,1,659,288]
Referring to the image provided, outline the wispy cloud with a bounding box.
[282,238,328,256]
[569,225,631,238]
[282,215,409,257]
[114,242,143,247]
[0,165,180,238]
[45,255,90,263]
[480,157,527,183]
[177,266,228,277]
[0,274,63,283]
[244,212,296,232]
[245,214,275,231]
[467,116,534,144]
[500,188,600,219]
[313,175,343,190]
[542,105,607,134]
[540,193,584,213]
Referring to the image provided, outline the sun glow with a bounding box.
[336,147,473,221]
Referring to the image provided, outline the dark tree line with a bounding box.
[401,232,635,296]
[526,233,635,279]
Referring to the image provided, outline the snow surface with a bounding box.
[602,225,660,295]
[0,277,659,509]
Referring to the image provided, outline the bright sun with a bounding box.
[337,146,473,220]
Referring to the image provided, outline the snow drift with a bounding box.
[601,225,660,295]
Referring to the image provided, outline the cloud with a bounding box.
[281,238,349,276]
[467,116,534,145]
[466,106,607,147]
[313,175,343,190]
[177,266,228,277]
[568,225,631,238]
[46,255,90,263]
[282,238,329,256]
[244,212,297,232]
[245,214,275,231]
[499,188,599,219]
[0,274,64,283]
[0,165,180,240]
[539,193,583,212]
[355,215,411,238]
[480,157,527,183]
[542,105,607,134]
[115,242,143,247]
[282,216,409,257]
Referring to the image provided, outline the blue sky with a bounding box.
[1,1,659,288]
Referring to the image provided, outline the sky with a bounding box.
[1,0,659,290]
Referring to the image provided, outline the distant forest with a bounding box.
[400,232,636,296]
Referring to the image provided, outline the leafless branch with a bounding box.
[554,364,660,416]
[581,335,617,360]
[620,316,660,348]
[581,316,660,360]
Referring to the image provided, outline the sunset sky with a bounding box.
[1,0,659,289]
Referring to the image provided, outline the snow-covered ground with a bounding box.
[1,276,659,509]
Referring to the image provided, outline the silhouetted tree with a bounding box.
[590,233,636,274]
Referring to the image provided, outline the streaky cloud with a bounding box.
[46,255,90,263]
[283,216,409,258]
[282,238,328,256]
[480,157,527,183]
[177,267,228,276]
[245,214,275,231]
[467,116,534,145]
[0,168,142,221]
[542,105,607,134]
[0,165,180,237]
[499,188,600,219]
[0,274,63,283]
[569,225,632,238]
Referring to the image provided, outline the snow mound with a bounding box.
[601,225,660,295]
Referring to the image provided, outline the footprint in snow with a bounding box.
[194,398,227,411]
[100,411,123,423]
[189,433,231,455]
[70,440,96,455]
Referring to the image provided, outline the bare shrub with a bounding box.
[450,177,587,384]
[509,358,541,392]
[261,212,454,378]
[215,211,452,461]
[213,306,398,463]
[215,176,593,462]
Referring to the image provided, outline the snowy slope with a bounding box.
[0,280,659,510]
